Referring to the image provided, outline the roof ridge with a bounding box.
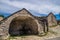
[0,8,35,23]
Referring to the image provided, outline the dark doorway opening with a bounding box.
[9,16,38,36]
[19,23,33,35]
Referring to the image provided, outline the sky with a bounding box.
[0,0,60,20]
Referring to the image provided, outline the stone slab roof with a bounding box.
[0,8,36,24]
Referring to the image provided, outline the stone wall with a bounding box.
[0,8,44,39]
[47,12,57,26]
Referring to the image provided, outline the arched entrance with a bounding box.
[9,16,38,36]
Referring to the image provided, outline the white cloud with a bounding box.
[0,0,60,14]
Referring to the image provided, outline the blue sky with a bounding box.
[0,0,60,20]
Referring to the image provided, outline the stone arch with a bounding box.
[9,16,38,36]
[0,8,45,39]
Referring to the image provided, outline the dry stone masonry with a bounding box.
[0,8,57,39]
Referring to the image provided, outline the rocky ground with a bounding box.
[4,25,60,40]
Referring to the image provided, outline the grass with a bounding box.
[37,32,48,37]
[6,33,48,40]
[37,30,57,37]
[6,32,49,40]
[49,24,58,28]
[7,36,17,40]
[49,30,57,35]
[7,35,30,40]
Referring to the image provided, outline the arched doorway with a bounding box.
[9,16,38,36]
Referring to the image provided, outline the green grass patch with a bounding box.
[49,24,58,28]
[49,30,57,35]
[7,36,17,40]
[10,35,26,38]
[37,32,48,37]
[7,35,32,40]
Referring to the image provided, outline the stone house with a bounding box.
[0,8,48,38]
[47,12,57,26]
[35,16,48,32]
[37,12,57,27]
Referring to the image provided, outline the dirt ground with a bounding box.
[7,35,44,40]
[6,25,60,40]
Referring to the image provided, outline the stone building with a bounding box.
[0,8,48,38]
[35,16,48,33]
[47,12,57,26]
[36,12,57,27]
